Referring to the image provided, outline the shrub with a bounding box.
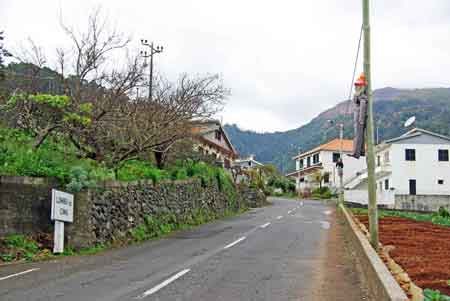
[438,207,450,218]
[1,234,40,262]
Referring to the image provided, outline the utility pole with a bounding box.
[328,120,344,205]
[140,39,164,101]
[338,123,344,205]
[362,0,379,249]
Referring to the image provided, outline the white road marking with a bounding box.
[0,268,40,281]
[224,236,247,249]
[137,269,191,299]
[323,210,332,215]
[276,215,283,220]
[288,210,292,214]
[320,221,331,229]
[260,222,271,229]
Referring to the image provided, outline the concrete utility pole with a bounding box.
[140,39,164,101]
[362,0,379,249]
[339,123,344,205]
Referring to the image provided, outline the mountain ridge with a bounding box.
[225,86,450,172]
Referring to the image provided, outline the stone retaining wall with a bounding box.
[339,204,408,301]
[0,176,266,248]
[395,194,450,212]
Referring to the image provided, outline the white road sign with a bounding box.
[51,189,74,223]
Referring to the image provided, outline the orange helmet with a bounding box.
[354,73,366,87]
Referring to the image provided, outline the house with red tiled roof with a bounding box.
[286,138,366,193]
[191,119,238,169]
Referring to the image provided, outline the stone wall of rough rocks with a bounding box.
[0,176,266,248]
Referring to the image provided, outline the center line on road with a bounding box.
[276,215,283,220]
[0,268,40,281]
[136,269,191,299]
[260,222,271,228]
[224,236,247,249]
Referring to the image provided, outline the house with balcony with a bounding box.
[234,155,264,170]
[345,128,450,211]
[287,139,366,194]
[191,120,238,169]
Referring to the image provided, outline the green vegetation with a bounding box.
[0,233,111,263]
[0,127,236,195]
[424,288,450,301]
[351,207,450,227]
[312,187,333,199]
[130,207,246,243]
[0,234,40,262]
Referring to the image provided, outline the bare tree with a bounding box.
[1,8,228,174]
[0,31,11,81]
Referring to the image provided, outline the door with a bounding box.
[409,179,416,195]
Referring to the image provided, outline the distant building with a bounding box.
[191,120,238,169]
[234,155,264,170]
[345,128,450,211]
[287,139,366,193]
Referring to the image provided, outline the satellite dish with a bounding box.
[404,116,416,128]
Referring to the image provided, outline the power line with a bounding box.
[345,24,364,115]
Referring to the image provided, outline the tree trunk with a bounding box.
[154,151,166,169]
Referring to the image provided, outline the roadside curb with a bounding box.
[339,204,408,301]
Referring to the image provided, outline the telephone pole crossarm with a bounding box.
[140,39,164,101]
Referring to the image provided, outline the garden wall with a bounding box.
[0,176,58,236]
[394,194,450,212]
[0,176,266,248]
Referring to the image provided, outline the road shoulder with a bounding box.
[310,206,373,301]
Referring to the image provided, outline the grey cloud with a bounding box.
[2,0,450,132]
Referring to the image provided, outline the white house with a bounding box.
[234,155,264,170]
[345,128,450,211]
[287,139,366,193]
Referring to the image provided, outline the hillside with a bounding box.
[225,87,450,173]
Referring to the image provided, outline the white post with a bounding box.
[53,220,65,253]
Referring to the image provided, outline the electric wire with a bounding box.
[345,24,363,115]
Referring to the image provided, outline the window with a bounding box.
[307,157,311,167]
[324,173,330,183]
[215,130,222,141]
[300,177,305,183]
[312,153,320,164]
[377,155,381,167]
[384,179,389,190]
[405,149,416,161]
[299,159,304,169]
[438,149,449,161]
[384,151,390,163]
[409,179,416,195]
[332,153,340,163]
[438,179,444,185]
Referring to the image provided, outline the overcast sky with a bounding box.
[2,1,450,132]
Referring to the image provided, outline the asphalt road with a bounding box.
[0,198,361,301]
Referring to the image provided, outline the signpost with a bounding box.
[51,189,74,253]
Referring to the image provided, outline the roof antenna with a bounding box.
[404,116,416,128]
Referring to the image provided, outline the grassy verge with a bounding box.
[350,207,450,227]
[130,207,247,242]
[0,233,107,263]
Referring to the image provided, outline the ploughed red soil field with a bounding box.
[356,215,450,295]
